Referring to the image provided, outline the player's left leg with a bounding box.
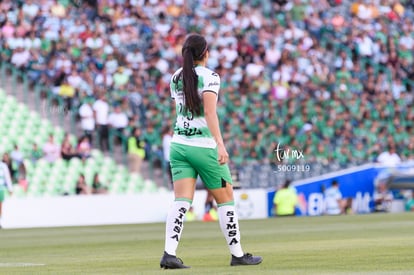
[161,178,195,269]
[161,143,196,269]
[192,148,262,266]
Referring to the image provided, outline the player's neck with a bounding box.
[194,56,207,67]
[194,61,206,67]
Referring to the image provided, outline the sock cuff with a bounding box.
[175,198,193,204]
[217,201,235,207]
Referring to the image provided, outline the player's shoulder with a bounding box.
[195,66,220,79]
[171,68,183,78]
[170,68,183,84]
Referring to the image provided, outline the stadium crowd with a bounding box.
[0,0,414,177]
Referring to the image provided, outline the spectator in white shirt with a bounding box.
[93,92,110,151]
[334,51,353,70]
[85,32,103,50]
[78,97,95,143]
[10,144,24,167]
[11,47,30,69]
[357,33,374,57]
[399,28,414,50]
[377,144,401,166]
[108,104,129,143]
[126,48,144,70]
[67,70,83,90]
[324,180,345,215]
[94,68,113,88]
[22,0,39,20]
[55,53,72,74]
[105,54,119,75]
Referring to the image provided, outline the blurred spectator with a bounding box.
[27,51,47,85]
[127,84,143,117]
[58,79,76,113]
[30,143,43,163]
[42,134,60,163]
[17,161,28,192]
[161,126,173,185]
[77,135,92,160]
[78,96,95,143]
[406,192,414,212]
[113,67,130,89]
[185,206,197,222]
[2,153,15,182]
[22,0,39,20]
[324,180,345,215]
[91,173,108,194]
[10,47,30,69]
[10,144,24,167]
[374,182,394,212]
[93,92,109,152]
[203,189,218,222]
[61,134,78,161]
[108,103,128,142]
[75,173,90,195]
[143,124,161,162]
[67,70,83,91]
[273,180,298,216]
[377,144,402,166]
[127,127,145,174]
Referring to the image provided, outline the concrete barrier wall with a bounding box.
[2,189,268,229]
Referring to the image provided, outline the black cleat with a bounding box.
[230,253,263,266]
[160,251,190,269]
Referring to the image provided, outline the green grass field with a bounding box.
[1,213,414,275]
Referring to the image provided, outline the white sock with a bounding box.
[218,202,244,257]
[164,199,191,256]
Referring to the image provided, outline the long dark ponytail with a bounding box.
[180,34,208,116]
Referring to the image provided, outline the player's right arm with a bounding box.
[203,92,228,165]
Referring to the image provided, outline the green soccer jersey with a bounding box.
[170,66,220,149]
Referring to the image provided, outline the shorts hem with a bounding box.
[172,175,198,182]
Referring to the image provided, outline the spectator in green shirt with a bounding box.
[127,127,146,174]
[273,180,298,216]
[406,196,414,212]
[30,143,43,164]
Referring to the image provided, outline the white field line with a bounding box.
[0,263,46,267]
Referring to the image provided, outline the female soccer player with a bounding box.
[160,33,262,269]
